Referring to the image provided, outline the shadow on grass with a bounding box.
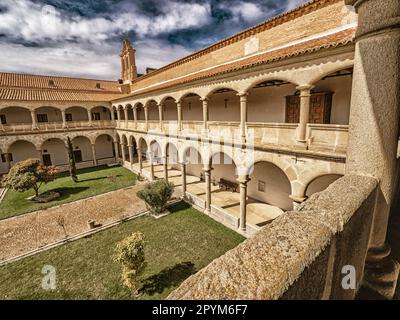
[167,201,191,213]
[45,187,90,201]
[140,262,196,296]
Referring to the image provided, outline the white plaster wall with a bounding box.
[9,141,38,164]
[208,91,240,122]
[248,161,293,211]
[305,174,342,197]
[247,84,296,123]
[314,75,352,125]
[65,107,88,121]
[42,139,68,166]
[182,96,202,121]
[72,137,93,162]
[35,107,62,122]
[95,134,114,159]
[0,107,31,124]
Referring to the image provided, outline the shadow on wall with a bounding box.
[140,262,196,296]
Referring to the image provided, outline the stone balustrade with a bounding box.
[168,175,378,300]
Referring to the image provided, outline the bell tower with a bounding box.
[120,39,137,83]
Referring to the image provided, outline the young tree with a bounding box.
[137,179,174,215]
[1,159,59,197]
[113,232,146,296]
[67,137,78,182]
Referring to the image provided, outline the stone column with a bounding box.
[87,109,92,126]
[238,93,248,142]
[158,103,164,128]
[181,162,187,196]
[128,144,134,166]
[121,143,126,163]
[111,108,115,121]
[91,144,97,166]
[133,107,138,127]
[117,108,121,125]
[61,110,67,128]
[289,194,307,211]
[177,100,183,131]
[238,176,250,231]
[5,153,11,171]
[163,156,168,182]
[113,141,119,163]
[124,107,128,125]
[345,0,400,299]
[149,152,155,181]
[297,85,314,145]
[203,166,213,214]
[201,98,209,130]
[144,106,149,131]
[30,110,38,130]
[137,147,143,174]
[36,149,43,165]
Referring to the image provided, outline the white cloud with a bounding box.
[228,2,265,23]
[285,0,308,11]
[0,0,212,43]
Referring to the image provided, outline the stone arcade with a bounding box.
[0,0,398,299]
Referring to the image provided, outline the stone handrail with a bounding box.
[168,175,378,300]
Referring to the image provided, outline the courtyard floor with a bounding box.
[0,202,244,300]
[0,165,137,220]
[0,183,146,262]
[134,161,284,228]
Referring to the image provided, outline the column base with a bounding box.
[295,140,308,150]
[362,245,400,299]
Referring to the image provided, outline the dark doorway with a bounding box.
[73,150,83,163]
[42,154,52,166]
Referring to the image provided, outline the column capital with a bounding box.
[296,84,315,92]
[237,175,250,185]
[177,100,182,107]
[202,165,213,173]
[289,194,307,203]
[200,97,209,102]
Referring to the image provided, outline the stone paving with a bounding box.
[0,184,146,262]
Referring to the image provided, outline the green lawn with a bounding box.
[0,202,245,300]
[0,165,137,220]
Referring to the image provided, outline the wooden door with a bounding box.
[42,154,52,166]
[73,150,83,163]
[285,96,300,123]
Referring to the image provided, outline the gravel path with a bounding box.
[0,184,146,262]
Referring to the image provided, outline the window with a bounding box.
[95,83,101,89]
[37,114,48,123]
[258,181,265,192]
[66,113,73,122]
[1,153,13,162]
[48,80,55,87]
[92,112,101,121]
[0,114,6,124]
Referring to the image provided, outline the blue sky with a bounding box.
[0,0,308,80]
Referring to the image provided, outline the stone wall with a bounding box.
[168,175,377,300]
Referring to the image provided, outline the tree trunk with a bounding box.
[67,137,78,183]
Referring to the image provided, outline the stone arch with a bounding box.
[305,174,343,197]
[71,135,93,163]
[205,85,239,99]
[41,137,68,166]
[149,140,162,160]
[179,90,204,101]
[8,140,39,165]
[307,60,354,85]
[243,75,299,93]
[165,142,179,166]
[34,106,63,122]
[0,106,32,125]
[64,106,89,121]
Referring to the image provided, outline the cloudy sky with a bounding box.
[0,0,309,80]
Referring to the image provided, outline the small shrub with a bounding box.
[137,179,174,215]
[113,232,146,296]
[1,159,59,197]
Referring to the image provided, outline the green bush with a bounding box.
[113,232,146,295]
[137,179,174,215]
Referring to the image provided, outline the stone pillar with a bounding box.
[137,147,143,174]
[87,109,92,126]
[121,143,126,163]
[158,103,164,128]
[124,107,128,125]
[111,108,115,121]
[289,195,307,211]
[177,100,182,131]
[91,144,97,166]
[117,108,121,124]
[238,176,250,231]
[5,153,11,171]
[133,107,138,127]
[297,85,314,145]
[61,110,67,128]
[30,110,38,130]
[163,156,168,181]
[181,162,187,196]
[36,149,43,165]
[128,144,133,166]
[144,106,149,131]
[113,141,119,163]
[238,93,248,142]
[203,166,213,214]
[345,0,400,299]
[201,98,209,130]
[149,152,155,181]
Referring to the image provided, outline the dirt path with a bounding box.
[0,184,146,262]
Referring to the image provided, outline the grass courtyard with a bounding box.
[0,165,137,220]
[0,202,245,300]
